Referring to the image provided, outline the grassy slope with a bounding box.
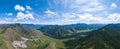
[0,24,66,49]
[64,24,120,49]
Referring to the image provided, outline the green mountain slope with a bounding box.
[64,24,120,49]
[38,23,105,39]
[0,24,65,49]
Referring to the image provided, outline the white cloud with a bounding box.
[46,0,116,24]
[66,13,120,24]
[43,12,106,24]
[110,3,117,9]
[14,12,34,21]
[14,5,25,11]
[14,5,34,21]
[4,0,119,24]
[0,21,7,24]
[26,10,30,13]
[53,0,105,12]
[7,13,13,16]
[62,13,76,18]
[107,13,120,22]
[75,13,110,24]
[40,12,120,24]
[5,18,12,20]
[44,9,55,16]
[49,12,120,24]
[73,0,105,12]
[26,5,32,10]
[107,13,118,19]
[77,13,99,22]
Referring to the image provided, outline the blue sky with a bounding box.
[0,0,120,25]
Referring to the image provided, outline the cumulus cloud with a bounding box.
[14,12,34,21]
[14,5,35,21]
[3,0,119,24]
[60,13,104,24]
[5,18,12,20]
[0,21,7,24]
[107,13,120,22]
[15,5,25,11]
[7,13,13,16]
[77,13,100,22]
[47,0,119,24]
[44,9,55,16]
[110,3,117,9]
[26,10,30,13]
[39,0,119,24]
[60,13,120,24]
[26,5,32,10]
[75,13,110,24]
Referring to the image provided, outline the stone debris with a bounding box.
[12,37,39,49]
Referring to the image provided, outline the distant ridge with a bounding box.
[38,23,105,38]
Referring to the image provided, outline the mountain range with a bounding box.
[0,24,64,49]
[0,23,120,49]
[38,23,105,39]
[64,24,120,49]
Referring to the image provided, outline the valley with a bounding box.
[0,23,120,49]
[0,0,119,49]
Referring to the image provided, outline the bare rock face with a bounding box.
[0,24,46,49]
[12,37,40,49]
